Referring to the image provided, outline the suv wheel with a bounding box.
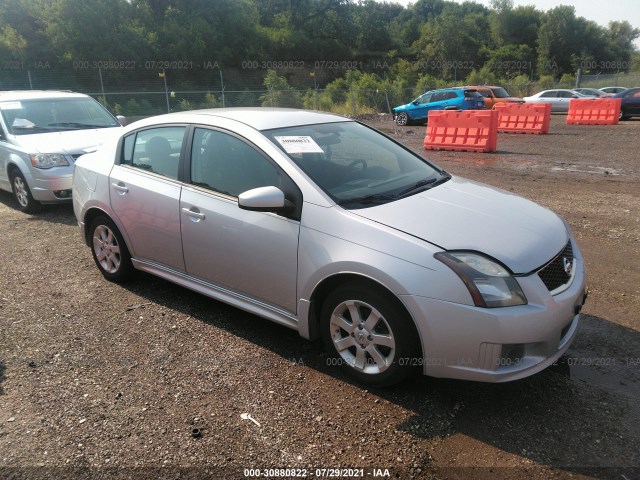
[10,170,41,213]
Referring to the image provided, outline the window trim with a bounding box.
[117,123,190,182]
[185,124,304,221]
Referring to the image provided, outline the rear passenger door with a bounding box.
[429,91,460,112]
[109,125,187,271]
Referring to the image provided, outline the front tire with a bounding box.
[10,170,41,213]
[89,216,133,282]
[321,284,421,387]
[619,109,629,121]
[394,112,409,126]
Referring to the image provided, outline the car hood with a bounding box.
[9,127,122,155]
[350,177,567,273]
[393,102,413,112]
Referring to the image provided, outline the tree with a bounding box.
[413,4,490,80]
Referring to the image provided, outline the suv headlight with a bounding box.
[30,153,70,169]
[435,251,527,308]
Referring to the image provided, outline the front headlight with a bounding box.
[435,251,527,308]
[30,153,70,169]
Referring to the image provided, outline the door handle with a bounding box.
[111,182,129,194]
[181,207,205,221]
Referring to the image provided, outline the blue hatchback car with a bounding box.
[393,88,486,125]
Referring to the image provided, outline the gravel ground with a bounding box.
[0,115,639,480]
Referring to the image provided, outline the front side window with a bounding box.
[0,97,120,135]
[190,128,282,197]
[263,121,447,208]
[415,92,432,104]
[122,126,186,180]
[491,87,510,98]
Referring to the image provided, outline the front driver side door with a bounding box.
[180,127,301,313]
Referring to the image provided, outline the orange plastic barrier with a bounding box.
[566,98,621,125]
[494,102,551,134]
[424,110,499,153]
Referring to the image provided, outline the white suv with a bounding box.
[0,90,123,212]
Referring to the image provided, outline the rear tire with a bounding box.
[10,170,41,213]
[89,216,134,282]
[321,283,421,387]
[619,109,629,121]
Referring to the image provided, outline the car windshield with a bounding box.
[0,97,120,135]
[491,87,510,98]
[263,121,448,208]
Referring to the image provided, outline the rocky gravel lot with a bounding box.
[0,115,639,480]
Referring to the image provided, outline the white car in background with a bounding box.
[523,89,595,112]
[0,90,123,212]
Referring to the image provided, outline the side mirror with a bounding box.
[238,186,293,214]
[116,115,127,126]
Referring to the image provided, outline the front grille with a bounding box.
[537,241,574,292]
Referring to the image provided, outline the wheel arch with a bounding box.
[6,154,30,180]
[306,273,423,356]
[82,207,133,256]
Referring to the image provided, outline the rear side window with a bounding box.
[430,92,448,102]
[121,126,186,180]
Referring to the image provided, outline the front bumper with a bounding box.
[26,169,73,203]
[401,257,587,382]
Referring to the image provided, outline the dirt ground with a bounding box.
[0,115,638,480]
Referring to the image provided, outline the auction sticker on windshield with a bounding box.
[275,136,324,154]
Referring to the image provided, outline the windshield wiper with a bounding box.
[337,193,397,207]
[47,122,112,129]
[396,173,451,199]
[11,125,57,133]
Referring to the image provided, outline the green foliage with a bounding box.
[536,75,556,91]
[1,0,637,115]
[177,99,195,111]
[260,70,303,108]
[200,93,220,109]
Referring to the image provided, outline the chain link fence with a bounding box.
[578,72,640,89]
[1,65,596,118]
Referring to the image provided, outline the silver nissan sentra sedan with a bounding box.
[73,108,587,386]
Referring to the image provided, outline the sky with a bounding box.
[377,0,640,48]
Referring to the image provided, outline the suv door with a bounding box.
[109,125,187,271]
[427,91,452,112]
[180,127,300,313]
[411,92,432,120]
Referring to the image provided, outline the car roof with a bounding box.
[128,108,351,131]
[0,90,90,101]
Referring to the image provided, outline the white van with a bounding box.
[0,90,123,212]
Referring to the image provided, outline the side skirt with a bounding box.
[132,258,300,332]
